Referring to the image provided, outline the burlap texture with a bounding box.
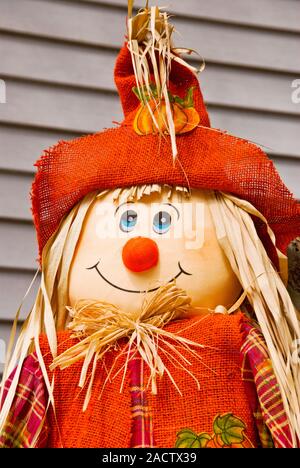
[40,333,132,448]
[31,45,300,262]
[39,313,259,448]
[149,313,258,448]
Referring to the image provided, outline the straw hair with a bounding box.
[0,184,190,432]
[0,191,100,431]
[1,185,299,446]
[207,190,300,446]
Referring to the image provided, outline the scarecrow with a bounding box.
[1,2,300,449]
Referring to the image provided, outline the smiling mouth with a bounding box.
[86,261,192,294]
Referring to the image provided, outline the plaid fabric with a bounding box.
[241,320,294,448]
[1,319,295,448]
[0,353,48,448]
[128,355,154,448]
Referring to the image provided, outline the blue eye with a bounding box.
[119,210,138,232]
[153,211,172,235]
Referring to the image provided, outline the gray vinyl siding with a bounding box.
[0,0,300,371]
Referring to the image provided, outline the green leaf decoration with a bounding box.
[173,87,195,108]
[183,86,196,108]
[132,84,195,108]
[175,428,211,448]
[132,83,157,104]
[213,413,246,446]
[176,428,197,448]
[197,433,212,448]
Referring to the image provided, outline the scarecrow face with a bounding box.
[69,189,241,314]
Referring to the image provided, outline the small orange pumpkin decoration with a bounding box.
[133,85,200,136]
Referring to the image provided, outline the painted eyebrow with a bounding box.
[114,201,180,218]
[162,203,180,220]
[114,201,135,216]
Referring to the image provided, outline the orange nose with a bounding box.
[122,237,159,273]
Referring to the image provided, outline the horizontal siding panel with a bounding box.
[0,125,79,173]
[0,33,116,92]
[0,321,22,374]
[0,0,299,73]
[0,323,11,374]
[0,172,33,220]
[0,79,123,133]
[0,0,126,46]
[1,156,299,222]
[84,0,300,32]
[210,107,300,158]
[0,80,299,157]
[273,158,300,200]
[0,269,39,321]
[0,221,37,270]
[202,66,300,116]
[1,34,299,116]
[179,19,300,74]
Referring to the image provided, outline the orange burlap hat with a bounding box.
[31,44,300,263]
